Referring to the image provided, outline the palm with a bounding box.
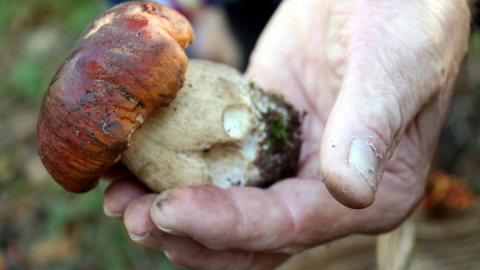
[247,0,467,224]
[247,0,422,223]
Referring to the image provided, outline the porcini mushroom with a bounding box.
[37,1,302,193]
[121,59,302,192]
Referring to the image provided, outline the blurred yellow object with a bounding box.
[0,252,5,270]
[422,172,476,211]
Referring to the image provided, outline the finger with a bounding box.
[149,174,428,254]
[103,178,149,219]
[150,181,370,253]
[124,194,289,270]
[320,1,470,208]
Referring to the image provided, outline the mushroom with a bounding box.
[37,1,302,193]
[121,59,302,192]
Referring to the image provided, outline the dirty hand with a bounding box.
[103,0,470,269]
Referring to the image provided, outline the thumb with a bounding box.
[320,54,401,209]
[319,4,469,209]
[319,58,400,209]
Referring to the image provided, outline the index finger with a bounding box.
[149,165,421,253]
[150,179,358,253]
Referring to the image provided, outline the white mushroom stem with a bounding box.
[121,60,262,192]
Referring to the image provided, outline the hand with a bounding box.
[103,0,471,269]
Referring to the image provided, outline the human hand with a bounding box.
[103,0,471,269]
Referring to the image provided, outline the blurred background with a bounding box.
[0,0,479,269]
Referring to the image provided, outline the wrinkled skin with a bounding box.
[103,0,470,269]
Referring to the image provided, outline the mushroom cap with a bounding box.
[36,1,194,192]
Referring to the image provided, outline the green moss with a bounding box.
[264,114,293,150]
[248,81,294,149]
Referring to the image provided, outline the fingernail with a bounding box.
[129,232,150,241]
[348,139,378,191]
[164,251,173,260]
[156,225,187,237]
[129,232,163,248]
[103,205,123,218]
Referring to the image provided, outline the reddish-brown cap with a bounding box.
[37,1,194,192]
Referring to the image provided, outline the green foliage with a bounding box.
[469,31,480,57]
[0,0,108,102]
[9,58,49,101]
[66,2,105,33]
[0,1,15,31]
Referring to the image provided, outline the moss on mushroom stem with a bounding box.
[264,112,293,149]
[249,82,294,149]
[247,81,303,187]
